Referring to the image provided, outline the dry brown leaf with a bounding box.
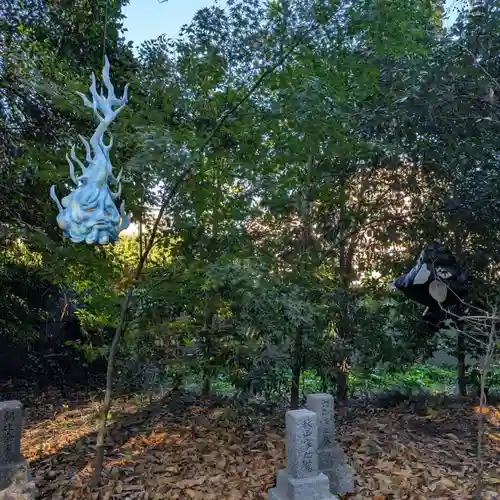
[12,385,500,500]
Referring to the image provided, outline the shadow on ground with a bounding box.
[20,388,283,499]
[7,383,500,499]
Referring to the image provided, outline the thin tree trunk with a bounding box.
[91,286,134,486]
[336,367,349,401]
[91,171,186,487]
[454,229,467,396]
[290,357,301,410]
[457,330,467,396]
[336,171,354,402]
[202,376,211,396]
[89,35,315,487]
[289,156,312,410]
[473,310,496,499]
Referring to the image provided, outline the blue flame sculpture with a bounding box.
[50,56,131,245]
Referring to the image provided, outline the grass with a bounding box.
[346,364,459,396]
[298,364,460,397]
[159,363,500,400]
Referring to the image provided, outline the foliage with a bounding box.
[1,0,500,416]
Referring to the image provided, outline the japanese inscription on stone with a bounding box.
[0,401,23,465]
[307,393,335,449]
[285,409,318,479]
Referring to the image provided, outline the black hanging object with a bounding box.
[391,242,470,319]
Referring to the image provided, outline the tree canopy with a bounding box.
[1,0,499,411]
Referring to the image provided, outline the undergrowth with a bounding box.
[121,363,500,401]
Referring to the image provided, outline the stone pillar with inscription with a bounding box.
[0,401,36,499]
[268,409,338,500]
[306,393,354,495]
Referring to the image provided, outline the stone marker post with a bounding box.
[0,401,36,499]
[306,393,354,495]
[268,409,338,500]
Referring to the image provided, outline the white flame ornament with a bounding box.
[50,56,131,245]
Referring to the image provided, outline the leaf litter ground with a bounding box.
[6,384,500,499]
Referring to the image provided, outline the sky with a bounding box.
[122,0,462,49]
[122,0,226,48]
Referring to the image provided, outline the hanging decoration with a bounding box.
[389,242,470,326]
[50,56,131,245]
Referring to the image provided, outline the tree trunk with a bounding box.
[172,376,182,392]
[202,375,211,396]
[290,324,304,409]
[88,48,303,488]
[289,156,312,410]
[319,375,329,393]
[336,364,349,401]
[457,330,467,396]
[91,286,134,487]
[200,308,215,396]
[334,170,355,403]
[454,229,467,396]
[290,360,301,410]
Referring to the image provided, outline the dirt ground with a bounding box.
[2,383,499,499]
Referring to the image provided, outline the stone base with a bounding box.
[0,460,31,490]
[324,464,355,494]
[0,460,36,499]
[0,481,37,500]
[268,469,338,500]
[318,443,347,468]
[318,444,355,494]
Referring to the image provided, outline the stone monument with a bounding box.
[268,408,338,500]
[0,401,36,500]
[306,393,354,495]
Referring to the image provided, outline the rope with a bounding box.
[101,0,110,93]
[102,0,110,66]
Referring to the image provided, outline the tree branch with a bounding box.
[90,21,319,487]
